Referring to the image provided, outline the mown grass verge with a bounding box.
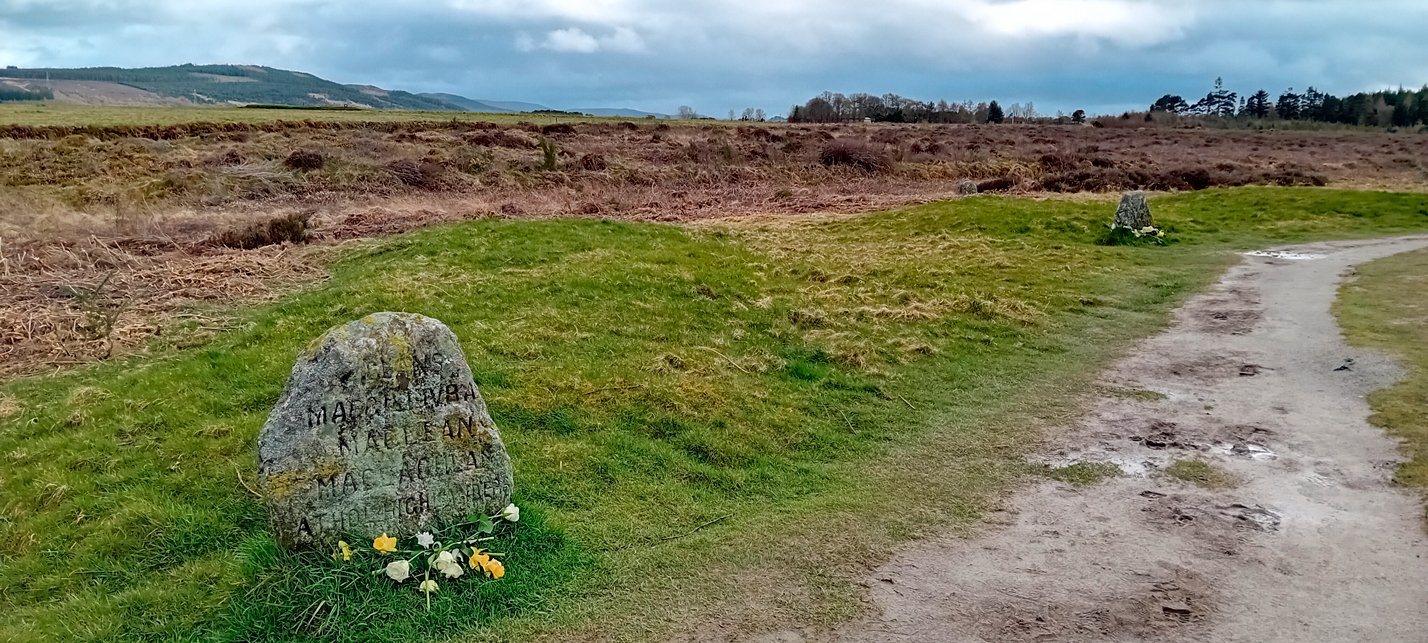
[2,188,1427,641]
[1335,246,1428,515]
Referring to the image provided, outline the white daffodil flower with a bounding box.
[419,579,439,594]
[499,503,520,522]
[438,560,464,578]
[384,559,411,582]
[416,532,435,549]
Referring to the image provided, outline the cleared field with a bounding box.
[0,103,619,127]
[2,189,1428,641]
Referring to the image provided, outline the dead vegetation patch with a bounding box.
[282,149,325,171]
[207,211,314,249]
[817,139,892,172]
[0,237,326,378]
[1,120,1424,376]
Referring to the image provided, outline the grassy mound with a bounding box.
[2,188,1427,641]
[1335,245,1428,514]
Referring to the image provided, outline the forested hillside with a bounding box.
[0,64,463,110]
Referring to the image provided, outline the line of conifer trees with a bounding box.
[786,79,1427,127]
[1151,77,1427,127]
[0,86,53,102]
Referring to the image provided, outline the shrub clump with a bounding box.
[208,211,315,249]
[818,140,892,172]
[386,159,447,189]
[463,129,536,148]
[1038,168,1130,192]
[282,149,325,171]
[574,153,608,171]
[1263,167,1327,187]
[976,176,1017,192]
[203,148,245,167]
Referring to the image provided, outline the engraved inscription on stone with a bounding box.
[258,312,513,549]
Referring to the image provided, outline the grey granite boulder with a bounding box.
[1113,191,1152,229]
[258,312,512,549]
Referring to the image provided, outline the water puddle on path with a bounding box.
[1244,250,1326,261]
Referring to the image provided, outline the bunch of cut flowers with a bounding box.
[334,503,519,608]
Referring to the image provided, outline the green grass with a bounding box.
[1335,246,1428,498]
[0,103,638,127]
[1163,458,1239,489]
[2,188,1427,641]
[1045,462,1122,487]
[1102,386,1169,402]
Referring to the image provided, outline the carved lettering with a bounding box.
[259,313,513,549]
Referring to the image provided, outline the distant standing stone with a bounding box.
[957,179,978,195]
[1113,191,1152,229]
[258,312,513,549]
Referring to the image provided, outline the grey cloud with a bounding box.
[0,0,1424,116]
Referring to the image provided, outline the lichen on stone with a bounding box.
[257,312,513,549]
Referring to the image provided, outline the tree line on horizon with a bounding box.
[780,79,1428,127]
[1151,77,1427,127]
[0,86,53,102]
[784,91,1075,124]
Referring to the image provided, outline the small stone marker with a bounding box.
[258,312,513,549]
[957,179,978,195]
[1113,190,1152,229]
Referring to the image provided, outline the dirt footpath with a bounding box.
[777,236,1428,642]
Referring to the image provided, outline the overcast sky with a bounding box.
[2,0,1425,116]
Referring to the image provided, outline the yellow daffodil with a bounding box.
[469,549,491,569]
[336,540,353,561]
[484,558,505,580]
[373,533,397,554]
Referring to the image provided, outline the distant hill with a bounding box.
[472,99,551,112]
[0,64,666,116]
[0,64,467,110]
[417,92,512,113]
[573,107,666,118]
[441,98,667,118]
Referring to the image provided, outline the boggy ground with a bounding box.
[2,118,1426,378]
[774,237,1428,642]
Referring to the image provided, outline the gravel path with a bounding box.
[772,236,1428,642]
